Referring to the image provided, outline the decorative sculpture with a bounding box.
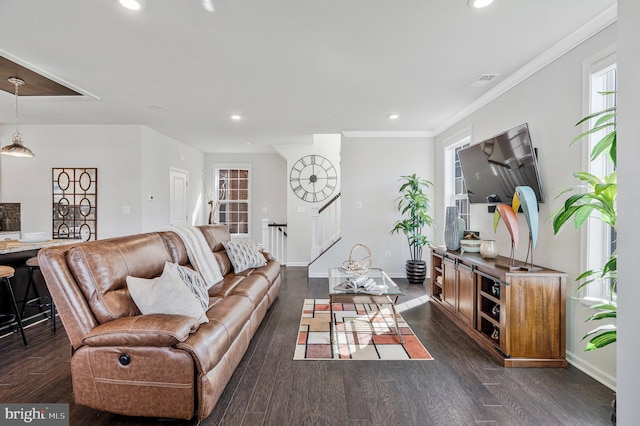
[342,244,372,276]
[512,185,540,271]
[493,203,519,269]
[493,185,540,271]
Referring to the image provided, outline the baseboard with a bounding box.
[286,262,309,267]
[386,272,410,279]
[308,271,326,278]
[566,350,617,391]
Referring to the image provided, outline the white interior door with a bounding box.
[170,168,189,226]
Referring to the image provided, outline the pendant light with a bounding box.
[1,77,35,158]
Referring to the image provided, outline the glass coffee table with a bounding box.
[328,267,404,343]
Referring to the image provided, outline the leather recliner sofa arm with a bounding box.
[82,314,200,347]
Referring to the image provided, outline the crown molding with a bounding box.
[433,4,617,137]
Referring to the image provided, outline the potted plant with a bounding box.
[552,92,617,349]
[390,174,434,284]
[551,92,616,421]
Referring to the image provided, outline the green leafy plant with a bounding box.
[552,92,616,351]
[390,174,434,261]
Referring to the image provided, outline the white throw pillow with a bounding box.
[126,262,209,330]
[164,262,209,313]
[221,240,266,273]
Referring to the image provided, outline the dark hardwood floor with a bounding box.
[0,266,614,425]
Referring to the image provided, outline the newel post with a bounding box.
[310,207,320,260]
[261,218,269,252]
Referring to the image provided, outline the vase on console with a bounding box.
[480,239,498,259]
[444,206,463,251]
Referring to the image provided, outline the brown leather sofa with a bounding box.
[37,225,281,422]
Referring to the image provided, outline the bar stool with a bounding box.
[20,256,56,332]
[0,265,28,345]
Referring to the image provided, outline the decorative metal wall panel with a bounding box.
[52,168,97,241]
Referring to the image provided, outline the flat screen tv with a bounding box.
[458,123,544,205]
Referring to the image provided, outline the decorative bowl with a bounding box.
[460,239,481,252]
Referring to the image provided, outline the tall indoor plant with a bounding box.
[552,92,617,352]
[391,174,434,284]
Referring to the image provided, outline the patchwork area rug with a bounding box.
[294,298,433,360]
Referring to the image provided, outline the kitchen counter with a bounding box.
[0,231,21,239]
[0,238,79,333]
[0,239,78,255]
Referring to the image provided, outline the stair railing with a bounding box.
[261,219,287,264]
[310,193,341,262]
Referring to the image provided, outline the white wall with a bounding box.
[434,24,617,388]
[0,124,206,239]
[309,136,435,277]
[141,127,206,232]
[616,0,640,422]
[274,134,341,266]
[204,152,287,241]
[0,124,142,238]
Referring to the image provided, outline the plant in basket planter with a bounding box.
[390,174,434,284]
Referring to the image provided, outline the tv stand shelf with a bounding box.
[430,247,567,368]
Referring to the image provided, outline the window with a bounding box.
[445,136,471,230]
[215,165,250,237]
[583,50,616,300]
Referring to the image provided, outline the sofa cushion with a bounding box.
[126,263,209,330]
[198,224,231,252]
[221,240,266,273]
[227,274,269,307]
[67,233,173,323]
[83,314,200,347]
[208,274,244,298]
[251,260,281,285]
[213,251,233,276]
[176,295,253,374]
[159,231,189,265]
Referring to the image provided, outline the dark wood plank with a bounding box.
[343,362,380,420]
[262,379,291,425]
[246,307,287,414]
[0,56,82,96]
[0,266,615,426]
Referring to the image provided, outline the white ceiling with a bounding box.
[0,0,617,153]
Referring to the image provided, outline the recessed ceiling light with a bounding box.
[468,0,494,8]
[202,0,215,13]
[230,115,242,120]
[388,114,400,120]
[119,0,146,11]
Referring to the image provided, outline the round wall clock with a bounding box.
[289,154,337,202]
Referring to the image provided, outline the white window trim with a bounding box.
[443,129,471,228]
[213,163,252,239]
[580,45,616,303]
